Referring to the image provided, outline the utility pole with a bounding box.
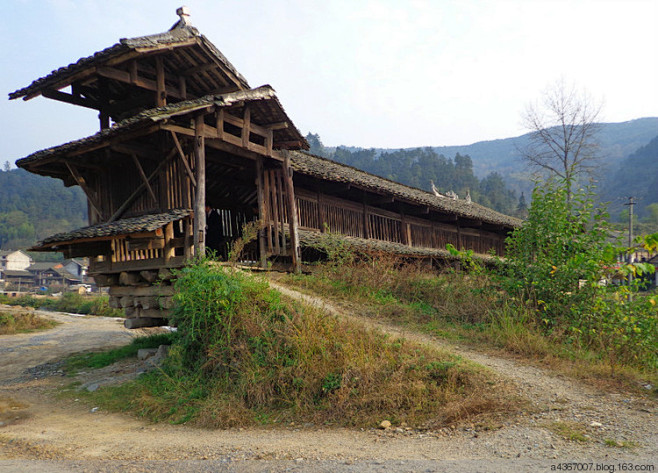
[624,197,635,260]
[624,196,636,294]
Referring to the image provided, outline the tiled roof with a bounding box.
[27,262,61,272]
[37,209,191,246]
[16,86,307,169]
[2,270,32,277]
[9,25,249,100]
[290,151,521,228]
[298,230,494,262]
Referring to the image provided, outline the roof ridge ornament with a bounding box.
[170,5,191,30]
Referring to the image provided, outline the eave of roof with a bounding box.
[34,208,192,248]
[16,86,308,169]
[8,24,249,101]
[290,151,522,229]
[298,230,496,262]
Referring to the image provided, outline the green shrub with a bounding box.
[116,261,510,428]
[65,333,175,372]
[498,179,657,371]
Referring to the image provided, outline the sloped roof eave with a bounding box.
[32,208,192,250]
[16,86,308,170]
[290,151,521,229]
[8,25,249,101]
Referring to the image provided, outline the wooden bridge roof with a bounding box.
[290,151,521,229]
[16,85,307,179]
[9,21,249,118]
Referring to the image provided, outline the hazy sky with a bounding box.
[2,0,657,165]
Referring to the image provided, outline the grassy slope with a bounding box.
[74,263,520,429]
[278,258,657,395]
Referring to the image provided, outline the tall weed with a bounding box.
[121,261,512,428]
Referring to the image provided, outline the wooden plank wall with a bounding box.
[89,216,194,274]
[89,148,197,221]
[263,168,289,256]
[294,189,506,256]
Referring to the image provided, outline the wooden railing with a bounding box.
[89,216,194,274]
[294,189,506,256]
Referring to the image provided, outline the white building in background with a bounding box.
[0,250,32,272]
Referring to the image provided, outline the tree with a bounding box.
[643,203,658,225]
[515,192,528,219]
[3,161,10,172]
[305,132,328,157]
[521,80,602,201]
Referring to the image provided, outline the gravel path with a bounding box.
[0,290,656,473]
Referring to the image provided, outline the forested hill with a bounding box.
[427,118,658,179]
[600,135,658,221]
[0,167,87,250]
[308,117,658,220]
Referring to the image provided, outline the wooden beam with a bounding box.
[256,157,267,268]
[96,66,184,100]
[129,60,138,83]
[178,75,187,100]
[193,115,207,256]
[60,241,112,258]
[281,151,301,273]
[180,62,216,77]
[164,222,175,263]
[161,123,284,161]
[99,110,110,130]
[275,140,305,149]
[131,153,158,204]
[64,162,103,220]
[42,89,100,110]
[155,56,166,107]
[371,196,395,205]
[169,131,197,187]
[241,106,251,148]
[108,147,177,222]
[110,142,159,159]
[265,122,289,130]
[216,108,225,140]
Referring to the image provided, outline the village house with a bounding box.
[27,262,83,290]
[0,250,32,272]
[11,7,520,328]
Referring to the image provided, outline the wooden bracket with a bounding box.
[169,131,197,187]
[131,154,158,204]
[109,146,177,222]
[65,162,103,220]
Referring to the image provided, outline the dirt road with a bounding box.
[0,295,656,473]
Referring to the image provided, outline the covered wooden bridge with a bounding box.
[12,8,520,328]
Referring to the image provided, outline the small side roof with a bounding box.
[34,209,192,249]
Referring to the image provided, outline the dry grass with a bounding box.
[280,258,658,396]
[0,395,31,426]
[85,262,521,429]
[0,310,58,335]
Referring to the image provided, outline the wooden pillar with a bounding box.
[363,195,370,239]
[281,151,301,273]
[164,222,175,263]
[241,106,251,148]
[99,111,110,130]
[155,56,166,107]
[399,207,409,246]
[256,157,267,269]
[456,219,462,250]
[194,115,206,257]
[318,191,326,232]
